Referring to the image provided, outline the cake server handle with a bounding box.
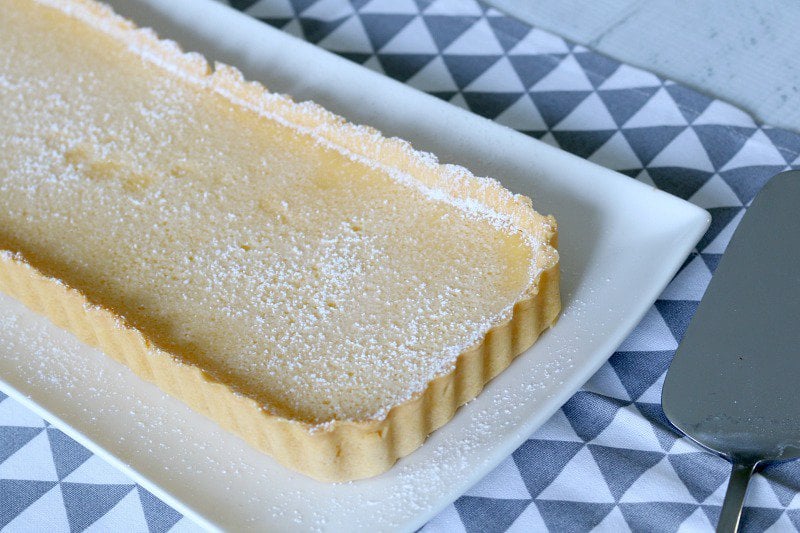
[717,460,758,532]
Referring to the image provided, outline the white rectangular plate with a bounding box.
[0,1,710,531]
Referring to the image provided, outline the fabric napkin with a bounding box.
[2,0,800,531]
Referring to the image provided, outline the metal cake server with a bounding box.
[662,170,800,532]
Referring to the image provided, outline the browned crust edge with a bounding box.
[1,0,562,481]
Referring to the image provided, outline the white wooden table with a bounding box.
[486,0,800,132]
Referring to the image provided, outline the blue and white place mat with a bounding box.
[3,0,800,531]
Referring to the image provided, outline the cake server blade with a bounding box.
[662,170,800,532]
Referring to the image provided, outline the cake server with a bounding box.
[662,170,800,532]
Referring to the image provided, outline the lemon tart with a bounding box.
[0,0,560,481]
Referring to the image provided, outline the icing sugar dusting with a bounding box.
[3,0,557,426]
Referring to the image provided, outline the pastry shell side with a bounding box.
[0,246,558,481]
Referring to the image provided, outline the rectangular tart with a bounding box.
[0,0,560,481]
